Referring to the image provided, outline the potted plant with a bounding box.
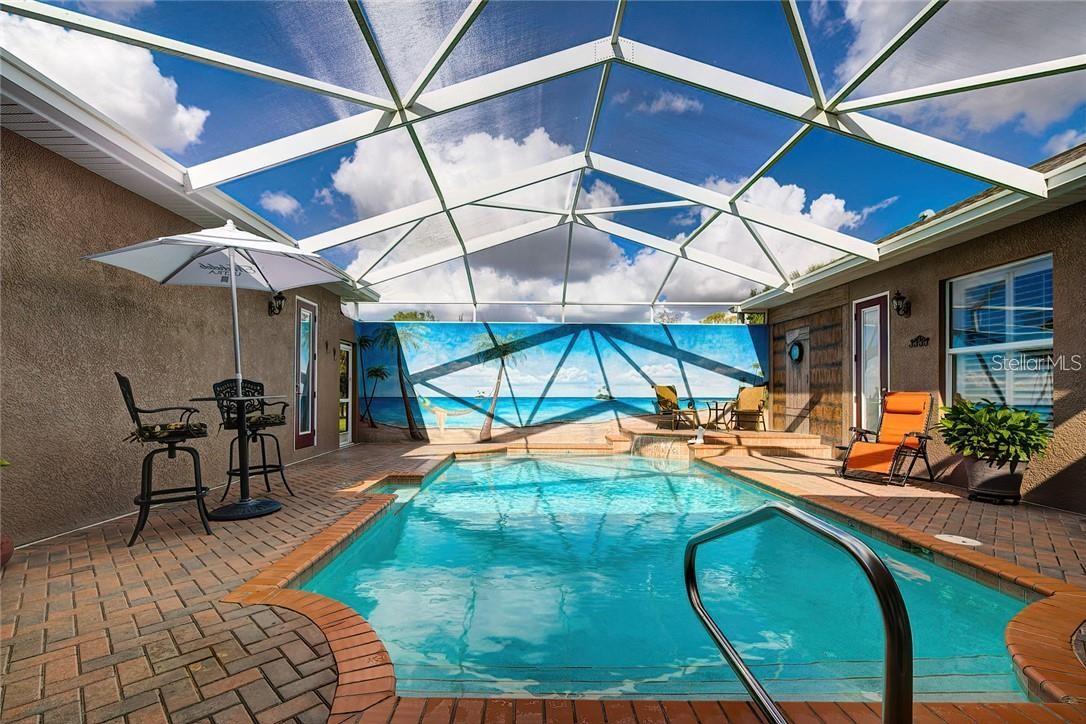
[936,399,1053,504]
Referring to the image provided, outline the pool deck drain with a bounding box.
[2,441,1084,723]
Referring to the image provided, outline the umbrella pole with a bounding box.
[227,248,243,396]
[209,247,281,521]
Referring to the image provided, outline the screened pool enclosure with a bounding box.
[3,0,1084,321]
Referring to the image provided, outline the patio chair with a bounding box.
[212,378,294,500]
[726,386,768,430]
[652,385,697,430]
[839,391,936,486]
[115,372,211,546]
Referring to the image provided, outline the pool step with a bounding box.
[394,655,1022,701]
[621,431,836,459]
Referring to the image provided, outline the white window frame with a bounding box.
[944,254,1054,415]
[851,291,890,429]
[295,295,319,449]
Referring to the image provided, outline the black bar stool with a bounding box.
[211,379,294,501]
[115,372,212,546]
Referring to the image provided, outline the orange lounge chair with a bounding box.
[839,391,935,486]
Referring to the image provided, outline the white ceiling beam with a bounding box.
[358,219,423,280]
[577,200,696,215]
[357,299,741,307]
[185,38,613,190]
[473,201,569,215]
[403,124,478,303]
[302,198,444,253]
[347,0,404,107]
[837,53,1086,113]
[567,0,624,310]
[589,153,880,260]
[739,217,793,291]
[363,216,564,285]
[577,215,785,289]
[651,257,679,303]
[727,125,811,203]
[0,0,396,112]
[779,0,825,108]
[620,38,1048,198]
[826,0,946,110]
[678,210,720,250]
[402,0,489,107]
[301,153,584,252]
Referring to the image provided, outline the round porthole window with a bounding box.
[788,340,804,363]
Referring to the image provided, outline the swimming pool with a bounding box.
[303,455,1027,701]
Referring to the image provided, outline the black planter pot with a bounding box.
[964,455,1024,504]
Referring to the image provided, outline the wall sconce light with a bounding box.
[267,291,286,316]
[891,290,911,318]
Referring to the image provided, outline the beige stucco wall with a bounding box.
[1,130,359,545]
[768,200,1086,513]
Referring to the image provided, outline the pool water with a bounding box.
[303,455,1027,701]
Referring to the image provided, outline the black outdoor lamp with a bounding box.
[268,291,286,316]
[891,290,911,318]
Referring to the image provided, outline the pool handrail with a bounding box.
[683,501,913,724]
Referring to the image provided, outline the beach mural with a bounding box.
[355,322,768,441]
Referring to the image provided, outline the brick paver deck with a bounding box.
[2,443,1084,723]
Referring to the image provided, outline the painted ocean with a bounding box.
[364,395,726,429]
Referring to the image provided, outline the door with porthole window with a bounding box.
[295,298,318,449]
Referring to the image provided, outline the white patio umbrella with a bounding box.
[84,220,354,392]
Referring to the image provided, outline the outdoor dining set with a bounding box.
[116,372,294,546]
[83,219,358,546]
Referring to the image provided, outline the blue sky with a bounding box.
[11,0,1086,319]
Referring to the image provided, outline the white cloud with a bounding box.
[555,366,590,383]
[313,188,336,206]
[0,15,208,153]
[620,362,680,382]
[635,91,704,116]
[611,89,632,105]
[330,127,577,221]
[858,195,900,223]
[1043,127,1086,156]
[331,131,435,219]
[258,191,302,219]
[835,1,1086,140]
[579,179,622,214]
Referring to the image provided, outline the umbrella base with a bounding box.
[207,498,282,521]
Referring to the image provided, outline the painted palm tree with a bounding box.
[362,365,391,427]
[373,323,427,441]
[472,331,526,442]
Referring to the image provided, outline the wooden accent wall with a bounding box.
[771,306,849,446]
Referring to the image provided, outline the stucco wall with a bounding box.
[1,129,358,545]
[768,200,1086,513]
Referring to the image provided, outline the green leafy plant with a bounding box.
[937,399,1052,471]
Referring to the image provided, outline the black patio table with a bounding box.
[190,393,288,521]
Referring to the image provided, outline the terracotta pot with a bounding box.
[964,455,1024,504]
[0,534,12,569]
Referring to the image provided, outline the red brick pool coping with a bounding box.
[223,450,1086,721]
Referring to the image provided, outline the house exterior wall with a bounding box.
[0,130,358,545]
[767,200,1086,514]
